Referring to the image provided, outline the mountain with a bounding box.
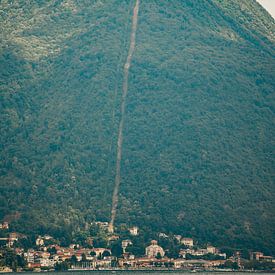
[0,0,274,254]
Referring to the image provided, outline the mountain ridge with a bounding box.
[0,0,274,254]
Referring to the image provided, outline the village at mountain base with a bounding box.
[0,221,274,272]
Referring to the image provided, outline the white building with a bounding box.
[43,235,53,240]
[122,239,133,253]
[129,226,139,236]
[159,232,169,238]
[24,251,35,263]
[174,235,182,242]
[36,237,44,246]
[39,258,55,267]
[145,240,165,258]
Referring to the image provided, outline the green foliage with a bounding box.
[111,242,123,258]
[0,248,26,271]
[0,0,274,255]
[220,260,239,270]
[70,255,77,264]
[243,260,275,270]
[102,250,111,258]
[54,261,70,271]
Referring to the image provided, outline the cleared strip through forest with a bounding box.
[109,0,140,233]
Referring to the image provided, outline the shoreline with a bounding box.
[1,269,275,274]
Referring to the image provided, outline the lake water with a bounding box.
[13,272,274,275]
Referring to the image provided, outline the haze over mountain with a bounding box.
[257,0,275,18]
[0,0,274,254]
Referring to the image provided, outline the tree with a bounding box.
[81,253,86,261]
[111,243,123,258]
[102,250,111,258]
[222,260,239,270]
[70,255,77,264]
[4,249,18,271]
[54,261,69,271]
[47,246,57,255]
[156,252,162,259]
[90,251,96,257]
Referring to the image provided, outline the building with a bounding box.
[250,251,264,261]
[159,232,169,238]
[92,248,111,258]
[129,226,139,236]
[93,221,109,230]
[122,239,133,253]
[36,237,44,246]
[250,252,273,262]
[107,235,119,243]
[145,240,165,258]
[8,233,18,247]
[181,238,194,247]
[24,250,35,263]
[39,258,55,267]
[174,235,182,243]
[69,244,80,249]
[179,248,195,258]
[43,235,53,240]
[0,222,9,230]
[206,245,217,254]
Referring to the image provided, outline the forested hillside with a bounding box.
[0,0,274,254]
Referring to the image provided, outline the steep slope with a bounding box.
[119,0,275,253]
[0,0,274,253]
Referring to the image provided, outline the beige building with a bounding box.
[36,237,44,246]
[145,240,165,258]
[207,245,217,254]
[181,238,194,247]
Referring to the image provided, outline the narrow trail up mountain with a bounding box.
[109,0,140,233]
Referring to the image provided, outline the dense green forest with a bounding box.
[0,0,274,254]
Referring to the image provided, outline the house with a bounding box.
[43,235,53,240]
[24,250,35,263]
[129,226,139,236]
[122,239,133,253]
[0,267,12,272]
[250,252,274,262]
[250,251,264,261]
[28,263,41,269]
[123,253,135,260]
[145,240,165,258]
[95,257,112,268]
[0,222,9,230]
[159,232,169,238]
[181,238,194,247]
[93,221,109,230]
[107,235,119,243]
[36,237,44,246]
[206,245,217,254]
[69,244,80,249]
[179,248,195,258]
[174,235,182,243]
[174,259,186,269]
[8,233,19,247]
[39,258,55,267]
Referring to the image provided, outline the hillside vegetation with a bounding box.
[0,0,274,254]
